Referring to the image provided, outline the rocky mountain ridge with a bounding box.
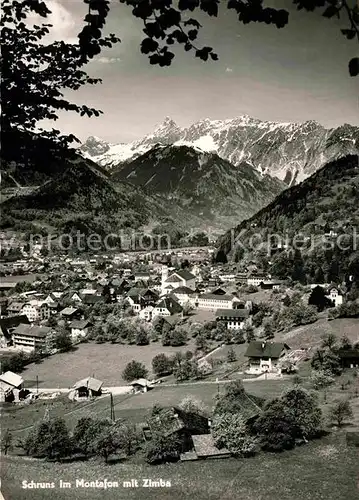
[112,144,285,229]
[80,115,359,185]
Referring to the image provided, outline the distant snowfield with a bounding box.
[175,135,218,152]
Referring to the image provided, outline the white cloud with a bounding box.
[96,57,122,64]
[225,67,233,73]
[27,0,79,44]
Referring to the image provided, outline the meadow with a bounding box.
[279,317,359,350]
[1,433,358,500]
[1,378,292,440]
[21,341,197,388]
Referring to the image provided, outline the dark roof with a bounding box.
[127,288,158,299]
[260,280,286,286]
[166,270,196,283]
[215,308,250,319]
[69,320,92,329]
[7,302,24,312]
[200,293,235,301]
[147,407,208,437]
[156,297,183,315]
[152,315,180,327]
[175,269,196,280]
[165,274,182,283]
[337,349,359,359]
[211,288,227,295]
[172,286,196,295]
[12,324,52,339]
[73,376,103,392]
[111,278,129,288]
[245,341,290,359]
[81,294,104,305]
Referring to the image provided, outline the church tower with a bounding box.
[161,266,169,295]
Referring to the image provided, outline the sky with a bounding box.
[40,0,359,143]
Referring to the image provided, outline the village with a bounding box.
[0,243,358,474]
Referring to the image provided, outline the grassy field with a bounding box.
[1,433,357,500]
[0,378,293,441]
[21,341,196,388]
[279,317,359,350]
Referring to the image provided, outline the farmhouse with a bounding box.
[68,292,83,303]
[153,297,183,317]
[111,278,130,296]
[215,308,252,330]
[60,307,81,320]
[81,294,105,306]
[43,292,63,304]
[69,320,93,340]
[138,305,154,321]
[144,406,209,453]
[130,378,153,393]
[244,341,290,374]
[73,376,103,399]
[7,301,25,317]
[12,324,52,352]
[260,280,287,290]
[326,286,343,307]
[126,288,159,313]
[0,371,25,402]
[337,348,359,368]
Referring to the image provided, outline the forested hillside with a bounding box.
[216,155,359,284]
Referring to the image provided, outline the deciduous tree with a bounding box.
[212,413,256,457]
[122,360,148,382]
[329,399,353,427]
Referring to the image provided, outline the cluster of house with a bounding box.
[123,266,256,332]
[0,290,96,351]
[0,252,348,360]
[0,262,277,356]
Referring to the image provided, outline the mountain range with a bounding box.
[2,142,284,236]
[3,114,358,242]
[112,144,284,228]
[81,115,359,186]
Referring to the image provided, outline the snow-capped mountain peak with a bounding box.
[80,115,359,183]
